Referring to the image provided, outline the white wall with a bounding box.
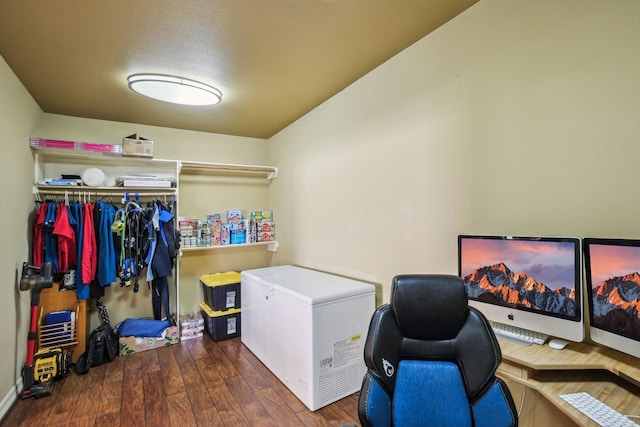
[0,56,44,416]
[268,0,640,304]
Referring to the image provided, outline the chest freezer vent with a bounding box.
[319,362,367,406]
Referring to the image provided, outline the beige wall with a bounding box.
[0,56,43,410]
[35,114,269,165]
[268,0,640,304]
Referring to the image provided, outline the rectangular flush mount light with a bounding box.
[127,74,222,106]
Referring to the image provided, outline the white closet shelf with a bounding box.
[31,145,278,181]
[177,160,278,180]
[31,145,175,165]
[181,240,279,253]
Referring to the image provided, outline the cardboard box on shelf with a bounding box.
[258,231,276,242]
[122,134,154,158]
[221,224,231,245]
[257,221,275,232]
[250,210,273,222]
[227,210,242,224]
[230,229,246,244]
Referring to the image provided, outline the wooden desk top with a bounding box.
[497,339,640,426]
[499,339,640,386]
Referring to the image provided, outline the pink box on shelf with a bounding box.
[29,137,122,154]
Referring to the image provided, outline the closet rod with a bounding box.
[180,161,274,173]
[34,188,176,198]
[178,160,279,180]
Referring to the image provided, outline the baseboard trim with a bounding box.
[0,378,22,422]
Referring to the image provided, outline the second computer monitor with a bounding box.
[583,238,640,358]
[458,234,584,343]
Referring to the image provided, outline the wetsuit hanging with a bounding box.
[33,202,47,266]
[95,200,117,287]
[43,201,59,272]
[150,200,179,323]
[145,201,160,282]
[118,200,143,292]
[151,277,171,322]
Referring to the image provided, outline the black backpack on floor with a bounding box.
[75,324,118,374]
[75,298,119,375]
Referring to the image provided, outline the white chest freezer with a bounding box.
[241,265,376,411]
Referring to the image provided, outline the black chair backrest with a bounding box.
[363,274,502,400]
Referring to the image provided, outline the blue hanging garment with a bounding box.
[43,202,59,272]
[96,200,117,286]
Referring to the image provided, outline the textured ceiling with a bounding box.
[0,0,478,139]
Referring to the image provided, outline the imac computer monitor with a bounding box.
[583,238,640,358]
[457,235,584,342]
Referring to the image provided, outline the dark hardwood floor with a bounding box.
[1,336,361,426]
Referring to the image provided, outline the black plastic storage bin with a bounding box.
[200,301,241,341]
[199,272,241,311]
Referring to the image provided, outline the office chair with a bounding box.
[357,274,518,427]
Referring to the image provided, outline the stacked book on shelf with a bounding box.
[115,175,174,188]
[38,177,83,186]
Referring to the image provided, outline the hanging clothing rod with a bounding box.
[178,160,278,180]
[34,188,176,198]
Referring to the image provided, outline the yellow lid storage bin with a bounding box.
[199,271,241,311]
[200,301,241,342]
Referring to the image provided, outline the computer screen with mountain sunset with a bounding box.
[583,238,640,358]
[458,235,584,343]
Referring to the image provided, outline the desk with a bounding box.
[497,339,640,426]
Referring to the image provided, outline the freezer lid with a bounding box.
[241,265,375,305]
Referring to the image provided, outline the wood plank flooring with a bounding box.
[1,336,361,427]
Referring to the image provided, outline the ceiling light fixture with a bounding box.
[127,74,222,106]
